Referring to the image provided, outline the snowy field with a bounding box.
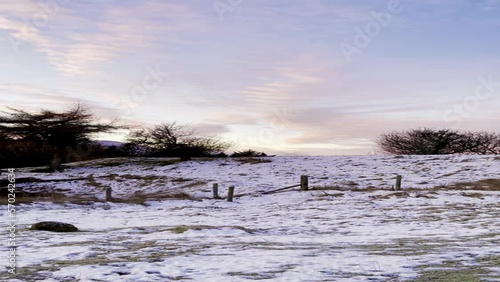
[1,155,500,281]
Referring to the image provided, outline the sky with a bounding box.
[1,0,499,155]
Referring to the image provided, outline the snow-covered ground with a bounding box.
[1,155,500,281]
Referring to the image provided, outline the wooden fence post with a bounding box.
[394,175,402,191]
[300,175,309,191]
[227,186,235,202]
[212,183,220,199]
[105,187,112,201]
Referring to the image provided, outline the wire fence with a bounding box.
[207,175,404,202]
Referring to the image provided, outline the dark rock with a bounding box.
[30,221,78,232]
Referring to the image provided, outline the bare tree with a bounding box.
[0,104,120,169]
[126,122,231,160]
[377,128,500,155]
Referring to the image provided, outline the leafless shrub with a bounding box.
[377,128,500,155]
[127,122,232,160]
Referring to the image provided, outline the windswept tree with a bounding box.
[126,122,231,160]
[0,104,120,169]
[377,128,500,155]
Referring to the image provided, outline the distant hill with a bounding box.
[95,140,124,147]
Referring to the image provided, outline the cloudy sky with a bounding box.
[1,0,499,155]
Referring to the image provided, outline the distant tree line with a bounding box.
[0,105,269,170]
[7,105,496,170]
[377,128,500,155]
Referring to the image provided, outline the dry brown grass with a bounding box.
[178,180,208,189]
[171,177,194,183]
[460,192,485,199]
[435,178,500,191]
[3,172,208,205]
[310,186,393,192]
[0,191,101,205]
[369,191,411,200]
[312,178,500,194]
[234,157,273,164]
[132,190,196,202]
[2,185,199,205]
